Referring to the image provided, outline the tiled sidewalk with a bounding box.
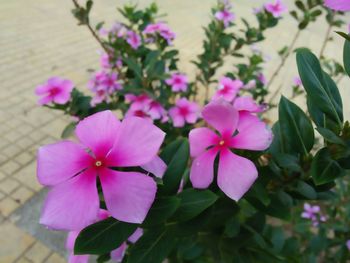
[0,0,349,262]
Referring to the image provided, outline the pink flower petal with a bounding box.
[68,254,89,263]
[324,0,350,11]
[202,100,239,136]
[66,231,80,250]
[189,127,218,157]
[217,149,258,201]
[37,141,91,186]
[111,243,127,262]
[190,148,218,189]
[40,169,99,231]
[99,169,157,224]
[230,112,273,151]
[141,156,167,178]
[128,228,143,243]
[106,117,165,167]
[75,110,121,158]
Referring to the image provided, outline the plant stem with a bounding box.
[71,0,110,55]
[267,30,301,104]
[319,23,332,58]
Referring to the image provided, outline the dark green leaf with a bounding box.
[336,31,350,42]
[172,189,218,222]
[274,153,301,172]
[295,181,317,199]
[278,96,314,155]
[74,218,137,255]
[316,127,346,145]
[142,196,180,227]
[61,122,76,139]
[160,138,189,194]
[128,227,176,263]
[343,37,350,77]
[311,148,346,185]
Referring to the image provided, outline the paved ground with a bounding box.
[0,0,349,262]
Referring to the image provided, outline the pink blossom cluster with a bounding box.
[100,52,123,69]
[301,203,327,227]
[66,209,143,263]
[37,110,165,231]
[143,22,176,45]
[88,71,123,106]
[125,93,168,123]
[169,98,200,127]
[165,73,188,92]
[264,0,287,18]
[215,1,235,28]
[189,99,273,201]
[35,77,74,105]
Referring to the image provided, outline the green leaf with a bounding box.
[142,196,180,227]
[343,37,350,77]
[160,138,189,194]
[225,216,240,238]
[336,31,350,42]
[61,122,76,139]
[124,57,143,80]
[128,227,176,263]
[316,127,346,146]
[172,189,218,222]
[311,148,346,185]
[274,153,301,172]
[296,49,343,126]
[74,218,137,255]
[278,96,314,155]
[295,180,317,199]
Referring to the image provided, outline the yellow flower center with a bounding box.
[219,140,225,146]
[95,161,102,167]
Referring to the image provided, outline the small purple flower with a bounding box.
[215,9,235,27]
[126,31,141,50]
[264,0,287,18]
[257,73,267,85]
[293,76,302,86]
[301,203,327,227]
[346,240,350,250]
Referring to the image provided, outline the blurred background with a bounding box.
[0,0,349,262]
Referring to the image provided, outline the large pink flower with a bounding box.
[212,77,243,102]
[169,98,200,127]
[233,96,265,113]
[264,0,287,18]
[189,100,273,201]
[37,110,165,230]
[35,77,74,105]
[324,0,350,11]
[165,73,188,92]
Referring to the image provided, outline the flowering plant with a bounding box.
[35,0,350,262]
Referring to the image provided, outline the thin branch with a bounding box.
[319,23,332,58]
[267,30,301,103]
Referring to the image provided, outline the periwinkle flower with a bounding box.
[264,0,287,18]
[126,30,141,50]
[35,77,74,105]
[324,0,350,11]
[212,76,243,102]
[169,98,200,127]
[165,73,188,92]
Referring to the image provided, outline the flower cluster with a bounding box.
[301,203,327,227]
[143,22,176,45]
[264,0,287,18]
[35,77,74,105]
[215,0,235,27]
[88,71,122,106]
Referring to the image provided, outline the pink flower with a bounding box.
[100,53,122,69]
[243,79,256,90]
[215,9,235,27]
[126,31,141,50]
[301,203,320,220]
[346,240,350,250]
[169,98,200,127]
[37,110,165,230]
[212,77,243,102]
[324,0,350,11]
[293,76,302,86]
[264,0,287,18]
[66,210,143,263]
[189,100,273,201]
[143,22,176,45]
[35,77,74,105]
[88,71,122,106]
[257,73,267,85]
[233,96,266,113]
[165,73,188,92]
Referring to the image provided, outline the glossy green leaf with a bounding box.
[74,218,137,255]
[343,37,350,77]
[128,227,176,263]
[295,181,317,199]
[61,122,76,139]
[316,127,346,146]
[142,196,180,227]
[311,148,346,185]
[172,189,218,222]
[160,138,189,194]
[278,96,314,155]
[296,49,343,126]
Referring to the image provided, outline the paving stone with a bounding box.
[1,160,21,175]
[0,197,21,217]
[0,221,35,262]
[11,186,34,205]
[16,152,34,165]
[25,241,51,263]
[12,161,42,192]
[16,257,32,263]
[0,178,20,194]
[44,253,66,263]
